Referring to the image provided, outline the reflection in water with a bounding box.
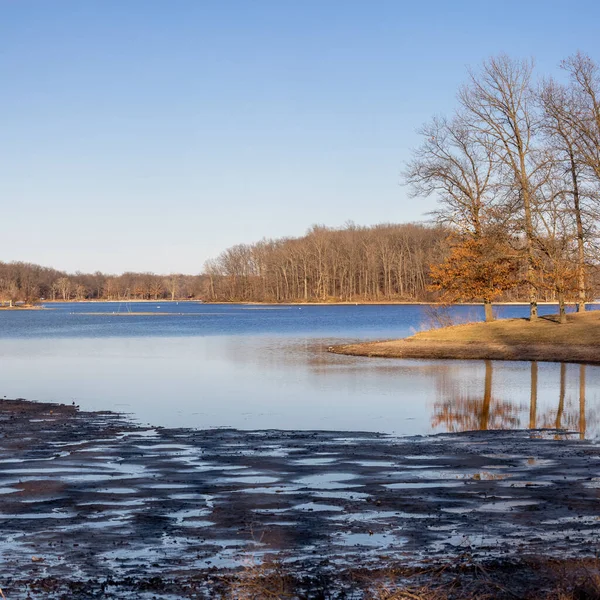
[432,360,593,436]
[556,363,566,431]
[580,365,586,439]
[0,334,598,436]
[529,362,538,429]
[432,361,520,432]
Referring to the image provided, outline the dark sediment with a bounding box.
[1,399,600,598]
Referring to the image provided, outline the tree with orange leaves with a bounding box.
[429,235,517,322]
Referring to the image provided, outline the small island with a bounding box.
[330,310,600,365]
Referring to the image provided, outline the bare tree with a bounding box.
[56,277,72,301]
[74,283,88,301]
[0,279,19,307]
[540,77,591,311]
[405,112,510,319]
[560,53,600,182]
[149,279,165,301]
[405,113,497,238]
[535,166,579,322]
[459,55,545,320]
[166,274,180,301]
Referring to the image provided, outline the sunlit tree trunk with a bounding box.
[570,151,587,313]
[558,291,567,324]
[484,299,493,323]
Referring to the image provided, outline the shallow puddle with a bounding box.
[477,500,539,512]
[295,473,358,489]
[294,502,344,512]
[293,458,339,466]
[384,481,463,489]
[334,532,403,548]
[219,475,280,485]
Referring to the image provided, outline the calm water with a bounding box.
[0,302,598,436]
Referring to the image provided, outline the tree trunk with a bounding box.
[529,299,538,321]
[483,300,494,322]
[570,151,587,312]
[515,131,538,322]
[558,291,567,324]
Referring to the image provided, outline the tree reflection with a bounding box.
[433,360,593,437]
[538,363,589,436]
[580,365,586,439]
[529,361,538,429]
[431,360,520,432]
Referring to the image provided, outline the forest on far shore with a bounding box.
[0,262,207,305]
[1,217,598,306]
[0,221,451,304]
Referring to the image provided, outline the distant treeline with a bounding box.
[0,262,207,305]
[203,222,534,303]
[203,223,449,302]
[202,220,600,304]
[2,216,598,306]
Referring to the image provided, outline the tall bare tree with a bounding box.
[561,53,600,182]
[405,113,497,238]
[459,55,544,320]
[540,78,590,311]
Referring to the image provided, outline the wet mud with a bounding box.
[1,399,600,598]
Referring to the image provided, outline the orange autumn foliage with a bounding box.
[430,236,517,303]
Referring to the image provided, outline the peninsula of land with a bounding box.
[330,311,600,365]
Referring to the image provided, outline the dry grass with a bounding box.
[411,311,600,345]
[224,558,296,599]
[221,558,600,599]
[331,311,600,365]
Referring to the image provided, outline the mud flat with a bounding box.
[2,399,600,598]
[330,311,600,365]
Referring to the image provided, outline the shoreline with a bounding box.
[3,300,598,311]
[330,339,600,365]
[203,300,598,306]
[330,311,600,365]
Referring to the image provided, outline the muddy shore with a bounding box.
[2,399,600,598]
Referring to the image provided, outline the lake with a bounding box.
[0,302,597,436]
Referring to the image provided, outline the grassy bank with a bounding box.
[330,311,600,365]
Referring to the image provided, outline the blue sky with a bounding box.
[2,1,600,274]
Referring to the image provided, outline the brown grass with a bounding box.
[221,558,600,599]
[330,311,600,365]
[224,558,296,599]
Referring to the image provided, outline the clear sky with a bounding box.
[2,1,600,274]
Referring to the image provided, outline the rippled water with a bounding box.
[0,302,598,436]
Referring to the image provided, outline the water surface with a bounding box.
[0,302,597,436]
